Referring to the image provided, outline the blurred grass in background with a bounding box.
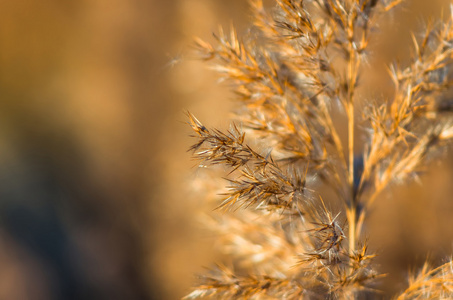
[0,0,451,299]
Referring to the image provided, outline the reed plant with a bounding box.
[185,0,453,298]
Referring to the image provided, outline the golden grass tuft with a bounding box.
[185,0,453,298]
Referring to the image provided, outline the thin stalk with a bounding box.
[347,81,356,259]
[348,101,355,197]
[347,76,357,261]
[345,8,359,298]
[346,68,358,295]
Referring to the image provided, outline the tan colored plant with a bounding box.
[185,0,453,298]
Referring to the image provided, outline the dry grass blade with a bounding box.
[188,111,310,213]
[184,265,312,300]
[358,8,453,214]
[396,261,453,300]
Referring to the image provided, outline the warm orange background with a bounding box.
[0,0,451,299]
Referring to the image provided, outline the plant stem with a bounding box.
[346,12,358,298]
[348,102,356,256]
[347,57,356,258]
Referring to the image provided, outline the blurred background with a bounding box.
[0,0,452,299]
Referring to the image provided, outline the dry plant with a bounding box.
[184,0,453,298]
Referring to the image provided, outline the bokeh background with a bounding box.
[0,0,452,299]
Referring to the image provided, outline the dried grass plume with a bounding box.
[184,0,453,299]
